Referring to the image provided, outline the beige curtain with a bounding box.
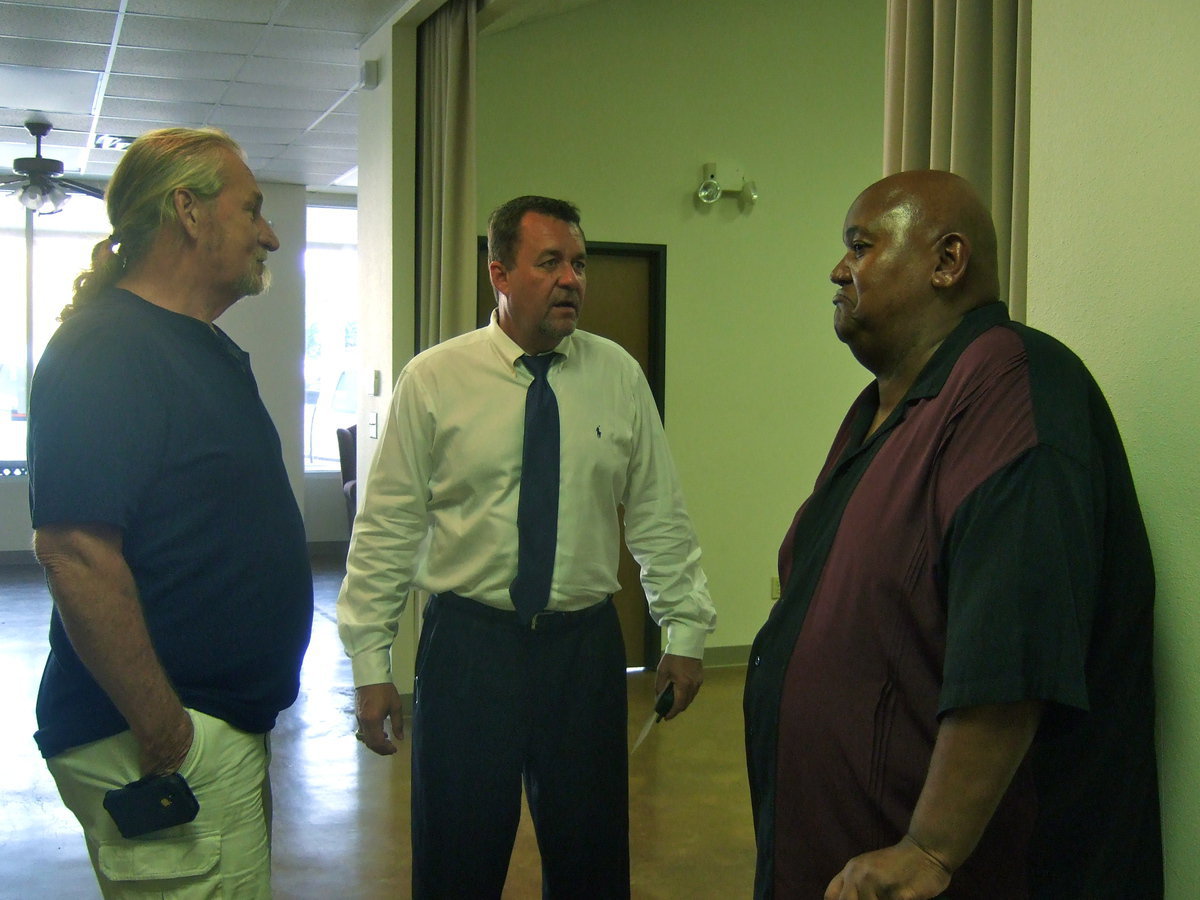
[884,0,1031,320]
[416,0,478,352]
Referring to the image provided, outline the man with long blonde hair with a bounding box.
[27,127,312,897]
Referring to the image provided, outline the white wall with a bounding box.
[1026,1,1200,895]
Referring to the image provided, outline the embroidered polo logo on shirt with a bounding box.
[596,427,602,438]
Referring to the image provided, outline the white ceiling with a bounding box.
[0,0,601,194]
[0,0,403,192]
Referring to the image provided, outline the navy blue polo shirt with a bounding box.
[28,288,312,758]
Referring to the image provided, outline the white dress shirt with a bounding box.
[337,313,716,687]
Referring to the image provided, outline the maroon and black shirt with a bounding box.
[744,302,1161,898]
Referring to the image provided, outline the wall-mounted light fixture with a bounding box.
[696,162,758,210]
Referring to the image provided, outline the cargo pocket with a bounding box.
[97,832,220,882]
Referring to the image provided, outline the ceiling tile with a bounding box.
[235,141,287,157]
[0,64,100,117]
[1,139,90,173]
[79,149,126,176]
[6,130,88,154]
[279,144,356,164]
[103,73,229,104]
[294,136,356,154]
[120,14,265,55]
[275,0,397,35]
[100,97,219,124]
[236,55,357,91]
[0,2,117,43]
[255,25,361,65]
[2,112,95,137]
[0,35,110,70]
[296,117,358,143]
[5,0,118,11]
[220,123,313,145]
[260,160,352,180]
[76,160,117,176]
[221,81,343,112]
[210,105,321,129]
[0,122,37,141]
[127,0,274,24]
[88,115,189,135]
[111,46,245,80]
[2,139,33,166]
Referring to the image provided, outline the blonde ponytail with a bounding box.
[64,234,125,318]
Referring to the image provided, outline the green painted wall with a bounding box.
[477,0,886,651]
[1026,1,1200,894]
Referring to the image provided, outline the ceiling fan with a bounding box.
[1,119,105,215]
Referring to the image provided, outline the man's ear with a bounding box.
[172,188,204,239]
[488,259,509,299]
[931,233,970,288]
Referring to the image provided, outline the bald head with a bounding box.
[829,170,1002,380]
[852,170,999,304]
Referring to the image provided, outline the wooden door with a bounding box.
[477,240,667,668]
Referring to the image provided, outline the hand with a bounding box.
[354,682,405,755]
[138,708,194,777]
[654,653,703,720]
[824,835,952,900]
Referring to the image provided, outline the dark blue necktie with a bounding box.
[510,353,560,624]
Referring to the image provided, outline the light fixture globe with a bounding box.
[18,181,48,211]
[18,176,70,213]
[697,177,723,204]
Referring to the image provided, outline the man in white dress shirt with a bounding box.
[337,195,716,898]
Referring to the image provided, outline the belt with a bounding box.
[431,591,611,633]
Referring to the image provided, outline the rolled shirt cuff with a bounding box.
[663,621,708,660]
[350,649,393,688]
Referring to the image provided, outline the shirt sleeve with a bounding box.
[938,444,1095,715]
[28,323,165,530]
[336,364,435,686]
[619,365,716,659]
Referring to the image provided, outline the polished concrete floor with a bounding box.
[0,559,755,898]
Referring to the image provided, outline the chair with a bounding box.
[336,425,357,531]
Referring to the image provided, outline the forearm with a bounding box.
[908,700,1043,873]
[35,524,189,768]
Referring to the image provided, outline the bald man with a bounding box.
[744,171,1161,899]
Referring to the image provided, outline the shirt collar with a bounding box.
[844,301,1011,453]
[905,300,1010,402]
[485,308,575,370]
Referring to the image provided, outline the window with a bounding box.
[303,205,359,471]
[0,197,109,470]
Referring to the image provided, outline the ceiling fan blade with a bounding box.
[0,174,25,186]
[58,177,106,200]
